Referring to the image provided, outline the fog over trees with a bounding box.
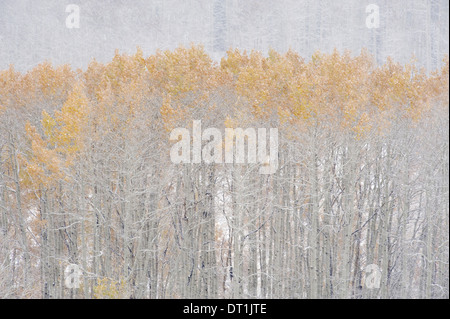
[0,0,448,71]
[0,1,448,299]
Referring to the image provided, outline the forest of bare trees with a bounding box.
[0,46,448,299]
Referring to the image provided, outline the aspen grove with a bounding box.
[0,46,448,298]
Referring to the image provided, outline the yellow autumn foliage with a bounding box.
[1,46,446,195]
[93,278,127,299]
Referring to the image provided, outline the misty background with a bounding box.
[0,0,449,71]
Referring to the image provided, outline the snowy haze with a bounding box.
[0,0,449,71]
